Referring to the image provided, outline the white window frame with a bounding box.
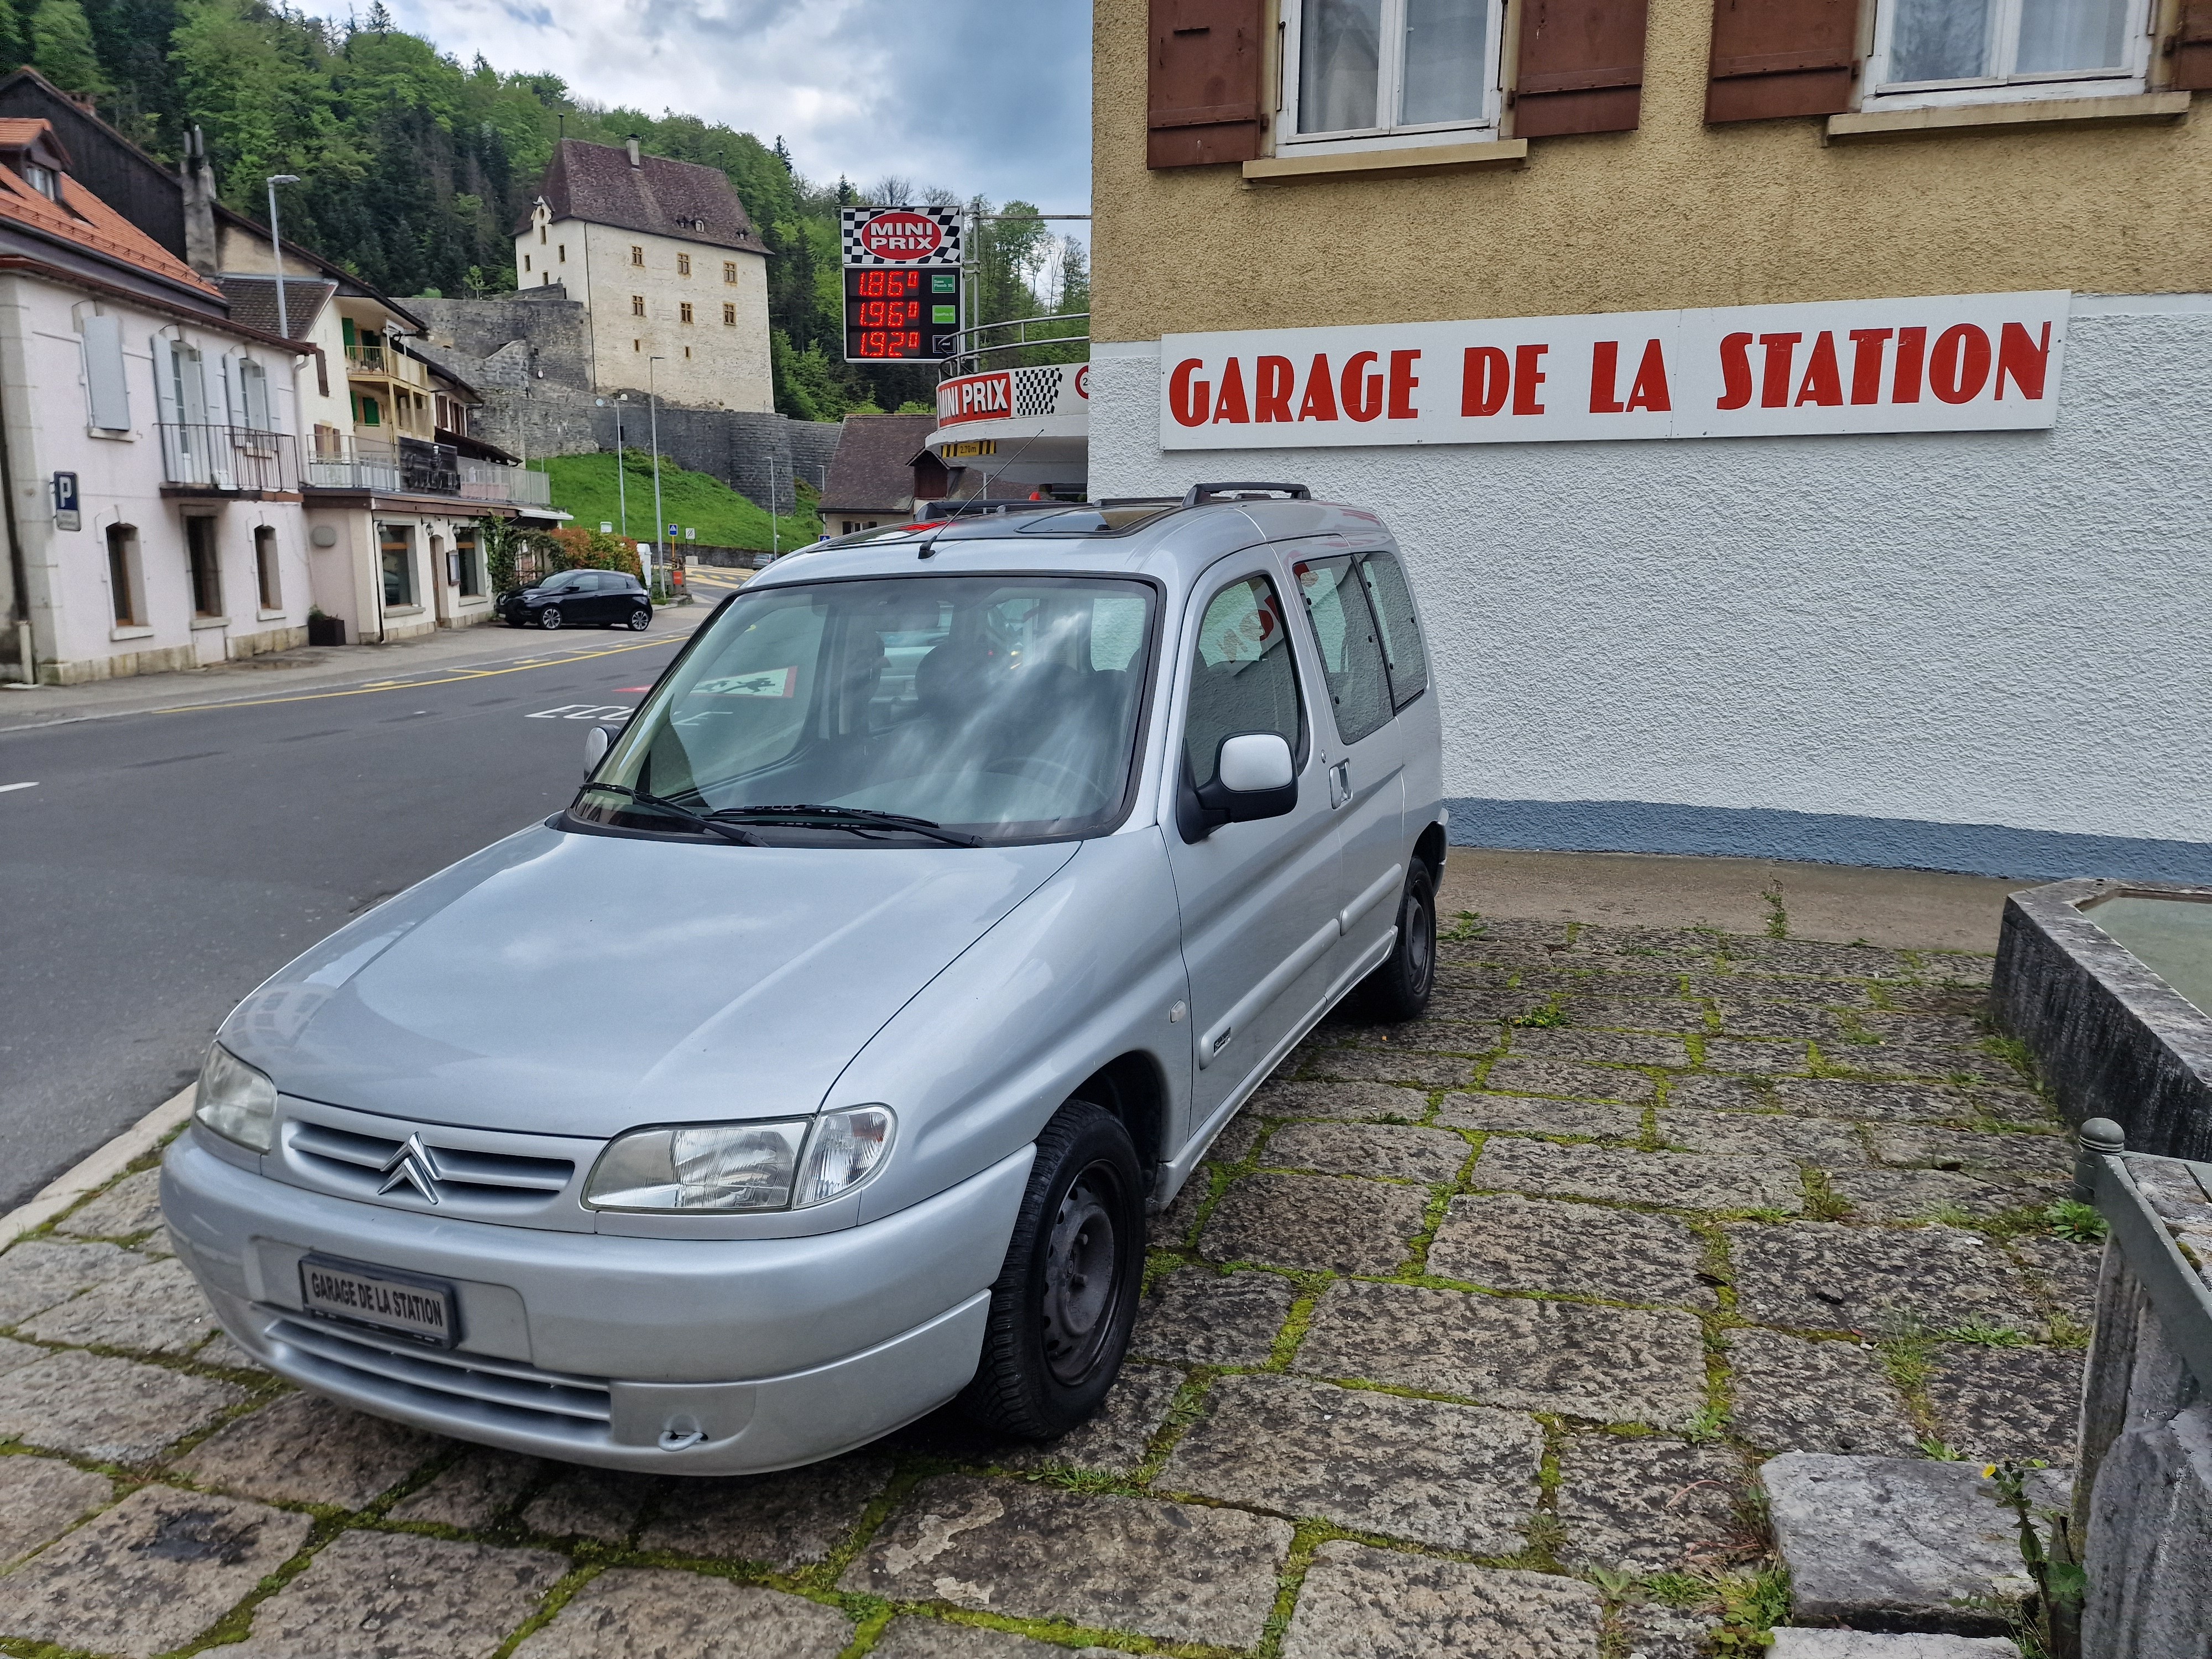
[1861,0,2155,109]
[1279,0,1506,155]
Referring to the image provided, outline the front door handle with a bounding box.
[1328,760,1352,808]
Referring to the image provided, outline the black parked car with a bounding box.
[498,570,654,631]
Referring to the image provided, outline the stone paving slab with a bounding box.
[1553,1433,1750,1572]
[1298,1280,1709,1425]
[1199,1171,1429,1274]
[512,1568,853,1657]
[0,902,2083,1656]
[0,1348,246,1461]
[1281,1541,1604,1658]
[0,1456,112,1566]
[1132,1265,1296,1367]
[841,1475,1292,1648]
[1769,1631,2022,1657]
[0,1484,314,1658]
[1162,1373,1545,1552]
[1428,1194,1719,1307]
[1471,1138,1806,1213]
[226,1528,567,1659]
[174,1390,444,1507]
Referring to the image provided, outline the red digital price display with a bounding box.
[843,266,961,362]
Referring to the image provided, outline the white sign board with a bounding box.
[1159,291,2069,450]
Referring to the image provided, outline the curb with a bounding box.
[0,1084,196,1249]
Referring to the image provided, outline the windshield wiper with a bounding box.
[703,803,984,848]
[579,783,766,846]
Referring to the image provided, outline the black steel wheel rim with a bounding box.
[1406,885,1434,994]
[1040,1159,1126,1386]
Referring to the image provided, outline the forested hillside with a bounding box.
[0,0,1086,418]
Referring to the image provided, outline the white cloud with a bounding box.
[318,0,1092,214]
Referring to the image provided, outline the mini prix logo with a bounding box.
[860,211,943,262]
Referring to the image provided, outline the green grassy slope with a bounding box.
[542,451,821,554]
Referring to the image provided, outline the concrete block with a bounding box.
[1768,1632,2020,1656]
[1761,1453,2069,1635]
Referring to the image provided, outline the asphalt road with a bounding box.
[0,610,726,1211]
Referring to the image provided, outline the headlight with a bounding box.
[583,1107,895,1213]
[194,1044,277,1152]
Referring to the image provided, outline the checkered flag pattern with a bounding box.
[839,207,962,267]
[1012,368,1063,419]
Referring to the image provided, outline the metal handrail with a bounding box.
[941,311,1089,378]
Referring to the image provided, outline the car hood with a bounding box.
[222,823,1078,1137]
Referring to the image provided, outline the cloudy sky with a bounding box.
[319,0,1094,212]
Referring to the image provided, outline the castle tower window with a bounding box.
[559,244,566,262]
[722,303,735,326]
[723,262,737,284]
[523,254,531,272]
[632,295,645,316]
[677,253,691,276]
[630,244,644,267]
[680,302,693,324]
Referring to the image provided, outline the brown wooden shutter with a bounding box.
[1705,0,1861,123]
[1514,0,1652,137]
[1147,0,1266,168]
[2172,0,2212,90]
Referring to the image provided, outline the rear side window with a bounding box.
[1291,554,1391,746]
[1359,551,1428,709]
[1184,573,1304,789]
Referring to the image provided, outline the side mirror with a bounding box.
[583,724,613,774]
[1187,731,1298,836]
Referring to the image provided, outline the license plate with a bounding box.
[299,1255,460,1348]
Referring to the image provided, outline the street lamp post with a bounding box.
[647,358,666,595]
[264,175,301,341]
[596,395,630,540]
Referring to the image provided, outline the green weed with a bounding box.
[2043,1198,2107,1244]
[1918,1435,1965,1461]
[1509,1005,1571,1029]
[1946,1316,2031,1349]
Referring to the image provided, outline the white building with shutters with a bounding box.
[1091,0,2212,884]
[0,116,315,684]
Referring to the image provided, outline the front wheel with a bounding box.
[538,607,563,631]
[628,608,651,631]
[1353,862,1436,1022]
[959,1100,1144,1439]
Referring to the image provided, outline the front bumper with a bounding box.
[161,1131,1031,1474]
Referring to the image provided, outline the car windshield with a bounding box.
[575,574,1156,845]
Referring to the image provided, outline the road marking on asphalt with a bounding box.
[528,703,634,721]
[0,780,36,792]
[143,635,679,717]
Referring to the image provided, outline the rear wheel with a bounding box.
[628,608,651,631]
[959,1099,1144,1439]
[538,607,563,631]
[1353,862,1436,1023]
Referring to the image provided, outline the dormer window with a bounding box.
[21,163,58,201]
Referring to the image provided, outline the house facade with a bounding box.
[0,118,315,684]
[515,138,773,411]
[1091,0,2212,881]
[820,412,946,535]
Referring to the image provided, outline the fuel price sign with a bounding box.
[840,206,963,363]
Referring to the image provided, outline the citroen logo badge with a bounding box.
[377,1134,442,1204]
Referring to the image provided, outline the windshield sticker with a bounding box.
[696,667,799,698]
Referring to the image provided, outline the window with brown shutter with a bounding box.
[1514,0,1652,137]
[1705,0,1861,123]
[1148,0,1266,168]
[2172,0,2212,88]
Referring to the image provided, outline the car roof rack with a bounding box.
[1181,482,1312,507]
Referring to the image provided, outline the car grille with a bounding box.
[265,1314,613,1444]
[288,1121,574,1209]
[270,1102,601,1228]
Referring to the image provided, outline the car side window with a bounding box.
[1358,551,1428,709]
[1291,554,1391,746]
[1183,572,1305,791]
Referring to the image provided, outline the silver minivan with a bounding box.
[162,486,1448,1472]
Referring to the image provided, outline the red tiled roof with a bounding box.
[521,139,769,255]
[0,122,218,298]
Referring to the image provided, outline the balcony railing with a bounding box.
[303,434,550,507]
[158,423,301,493]
[345,342,430,389]
[940,311,1089,378]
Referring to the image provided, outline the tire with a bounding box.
[538,607,563,631]
[628,608,651,631]
[1352,862,1437,1023]
[959,1099,1145,1439]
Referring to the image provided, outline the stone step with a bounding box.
[1770,1632,2021,1657]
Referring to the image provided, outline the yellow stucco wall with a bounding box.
[1093,0,2212,342]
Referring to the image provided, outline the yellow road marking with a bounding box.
[152,635,681,717]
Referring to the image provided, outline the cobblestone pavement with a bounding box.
[0,915,2097,1657]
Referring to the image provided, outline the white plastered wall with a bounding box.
[1088,301,2212,873]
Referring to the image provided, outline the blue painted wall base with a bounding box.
[1446,799,2212,884]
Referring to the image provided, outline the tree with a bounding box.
[30,0,109,93]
